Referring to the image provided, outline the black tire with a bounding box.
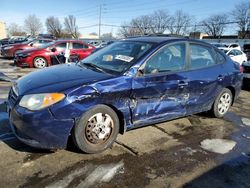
[73,105,119,153]
[211,88,233,118]
[33,57,48,69]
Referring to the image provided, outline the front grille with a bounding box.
[8,87,18,106]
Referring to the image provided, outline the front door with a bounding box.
[131,42,189,126]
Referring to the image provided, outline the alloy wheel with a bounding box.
[218,93,231,115]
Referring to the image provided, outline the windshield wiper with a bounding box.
[82,62,106,73]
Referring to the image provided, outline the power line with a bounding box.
[100,20,240,29]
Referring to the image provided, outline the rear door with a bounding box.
[131,42,190,126]
[70,42,92,60]
[185,43,226,114]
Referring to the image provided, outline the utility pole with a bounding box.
[99,5,102,40]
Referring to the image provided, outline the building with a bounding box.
[189,32,208,39]
[0,21,7,39]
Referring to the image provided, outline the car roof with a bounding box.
[122,36,212,46]
[55,39,84,43]
[123,36,182,43]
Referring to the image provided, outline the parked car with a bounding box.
[1,38,54,58]
[212,43,241,51]
[0,38,10,47]
[7,37,243,153]
[0,36,32,47]
[14,40,95,68]
[221,48,247,65]
[242,61,250,86]
[88,41,103,48]
[243,44,250,61]
[92,41,115,53]
[37,34,56,39]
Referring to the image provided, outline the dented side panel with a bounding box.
[50,76,133,128]
[131,72,189,126]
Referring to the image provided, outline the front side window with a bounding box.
[144,43,186,74]
[55,42,67,50]
[190,44,216,70]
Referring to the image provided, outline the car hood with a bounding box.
[17,48,44,54]
[16,63,114,95]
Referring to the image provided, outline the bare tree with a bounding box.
[168,10,191,36]
[131,15,153,35]
[24,14,43,36]
[101,32,114,40]
[45,16,62,38]
[7,23,26,36]
[201,14,228,37]
[117,15,153,37]
[150,10,171,34]
[232,1,250,38]
[64,15,80,38]
[117,22,142,37]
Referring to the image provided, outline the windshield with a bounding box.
[80,41,153,74]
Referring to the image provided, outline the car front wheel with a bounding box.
[73,105,119,153]
[33,57,48,69]
[212,88,233,118]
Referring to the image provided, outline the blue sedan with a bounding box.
[7,37,243,153]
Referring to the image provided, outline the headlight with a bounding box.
[18,53,31,58]
[19,93,65,111]
[4,46,14,50]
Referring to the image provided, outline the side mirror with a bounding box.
[137,69,144,77]
[30,43,33,47]
[51,47,57,52]
[229,54,234,57]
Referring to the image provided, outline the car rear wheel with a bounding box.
[73,105,119,153]
[33,57,48,69]
[212,88,233,118]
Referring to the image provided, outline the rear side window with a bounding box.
[73,42,87,49]
[235,50,242,55]
[189,44,216,70]
[216,51,226,64]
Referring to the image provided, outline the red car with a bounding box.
[14,40,95,68]
[1,38,54,58]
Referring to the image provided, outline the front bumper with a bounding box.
[14,55,32,68]
[8,103,75,150]
[1,49,13,57]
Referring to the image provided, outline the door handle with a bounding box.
[178,81,188,88]
[217,75,224,81]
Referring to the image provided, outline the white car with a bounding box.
[212,43,241,51]
[221,48,248,65]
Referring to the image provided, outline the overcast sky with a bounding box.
[0,0,245,36]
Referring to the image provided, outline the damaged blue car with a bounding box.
[7,37,243,153]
